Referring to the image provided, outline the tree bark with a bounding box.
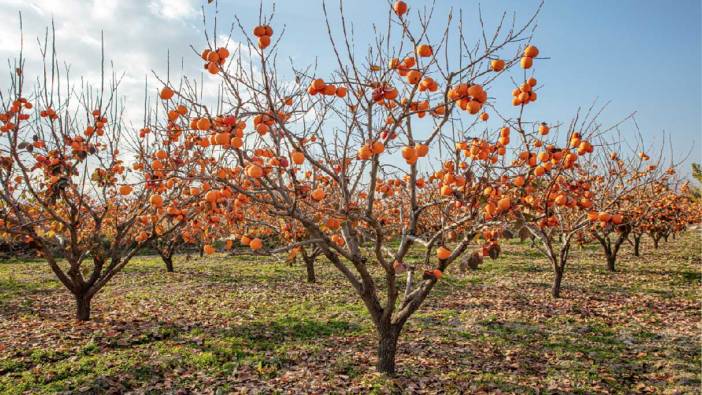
[606,254,616,272]
[633,236,641,257]
[301,249,316,283]
[376,325,400,374]
[75,293,92,321]
[552,266,564,298]
[305,258,316,283]
[652,237,659,249]
[163,255,174,272]
[596,235,615,272]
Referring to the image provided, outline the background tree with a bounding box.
[507,107,617,297]
[0,25,194,320]
[588,139,673,271]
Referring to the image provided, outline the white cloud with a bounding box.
[0,0,205,129]
[149,0,196,20]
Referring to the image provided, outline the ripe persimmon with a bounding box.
[291,151,305,165]
[415,144,429,157]
[524,45,539,58]
[401,146,417,161]
[436,246,451,260]
[253,25,267,37]
[358,145,373,160]
[311,187,326,201]
[393,0,408,16]
[497,197,511,211]
[246,164,264,178]
[416,44,433,57]
[371,141,385,155]
[539,123,550,135]
[149,194,163,208]
[250,238,263,250]
[258,36,271,49]
[119,185,133,195]
[406,70,421,85]
[196,118,211,130]
[160,87,174,100]
[491,59,505,72]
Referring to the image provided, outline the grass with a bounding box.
[0,231,699,393]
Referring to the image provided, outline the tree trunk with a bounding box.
[596,235,615,272]
[552,267,564,298]
[376,326,400,374]
[633,236,641,257]
[75,293,92,321]
[606,254,616,272]
[301,248,317,283]
[653,237,659,249]
[305,257,316,283]
[162,255,174,272]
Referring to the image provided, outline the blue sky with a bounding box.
[212,0,701,175]
[1,0,700,177]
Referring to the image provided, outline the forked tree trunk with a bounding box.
[607,230,629,272]
[652,236,660,249]
[75,293,92,321]
[597,237,616,272]
[376,325,400,374]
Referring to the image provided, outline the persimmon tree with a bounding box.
[625,181,661,257]
[624,178,683,256]
[135,75,267,268]
[0,28,194,320]
[506,110,679,292]
[238,211,324,283]
[588,143,675,271]
[155,0,542,373]
[640,183,696,249]
[504,107,620,297]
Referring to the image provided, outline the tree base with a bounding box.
[376,327,400,375]
[75,295,92,321]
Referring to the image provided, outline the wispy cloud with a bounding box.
[0,0,207,128]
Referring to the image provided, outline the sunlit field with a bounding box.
[1,233,699,393]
